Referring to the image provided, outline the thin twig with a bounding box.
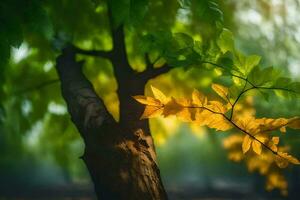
[230,80,249,120]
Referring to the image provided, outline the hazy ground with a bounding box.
[0,183,287,200]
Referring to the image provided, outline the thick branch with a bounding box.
[73,45,112,59]
[56,47,115,135]
[140,63,173,81]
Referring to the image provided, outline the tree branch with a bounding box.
[140,63,173,81]
[230,80,249,120]
[106,2,133,75]
[145,53,152,69]
[73,45,112,59]
[56,47,115,135]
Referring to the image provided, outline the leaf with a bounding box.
[208,101,228,114]
[133,95,162,106]
[128,0,149,26]
[192,89,206,106]
[141,105,163,119]
[206,114,232,131]
[176,98,196,121]
[151,85,168,103]
[275,152,300,168]
[242,135,252,153]
[211,83,229,102]
[163,97,183,117]
[173,33,194,49]
[109,0,130,27]
[279,127,286,133]
[234,52,261,76]
[252,140,262,155]
[288,117,300,129]
[257,118,288,132]
[266,172,288,195]
[217,28,234,54]
[268,137,279,152]
[245,55,261,75]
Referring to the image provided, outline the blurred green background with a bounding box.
[1,0,300,199]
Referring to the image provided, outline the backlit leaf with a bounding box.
[211,83,229,102]
[242,135,251,153]
[151,85,168,103]
[252,140,262,155]
[217,29,234,54]
[141,105,163,119]
[133,95,162,106]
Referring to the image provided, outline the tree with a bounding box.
[1,0,300,199]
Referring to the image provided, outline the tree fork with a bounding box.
[55,47,168,199]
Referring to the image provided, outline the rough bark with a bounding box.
[55,47,168,200]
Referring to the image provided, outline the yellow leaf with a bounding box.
[177,98,196,122]
[266,172,288,195]
[242,135,252,153]
[275,157,289,169]
[192,89,207,106]
[206,115,232,131]
[268,137,279,152]
[223,134,244,149]
[275,152,300,168]
[228,151,244,162]
[163,97,183,117]
[211,83,229,102]
[195,109,212,126]
[133,95,162,106]
[151,85,167,103]
[272,137,279,145]
[252,140,262,155]
[288,117,300,129]
[208,101,228,114]
[278,152,300,165]
[279,126,286,133]
[141,105,163,119]
[257,118,288,132]
[235,116,260,136]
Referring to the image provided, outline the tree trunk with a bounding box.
[55,47,168,200]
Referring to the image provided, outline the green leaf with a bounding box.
[217,29,234,54]
[234,52,261,76]
[128,0,149,26]
[259,90,270,101]
[248,66,274,86]
[173,33,194,49]
[109,0,130,28]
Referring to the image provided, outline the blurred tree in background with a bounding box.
[1,0,300,199]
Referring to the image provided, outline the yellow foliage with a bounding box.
[223,134,244,162]
[266,172,288,196]
[134,84,300,195]
[275,152,300,168]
